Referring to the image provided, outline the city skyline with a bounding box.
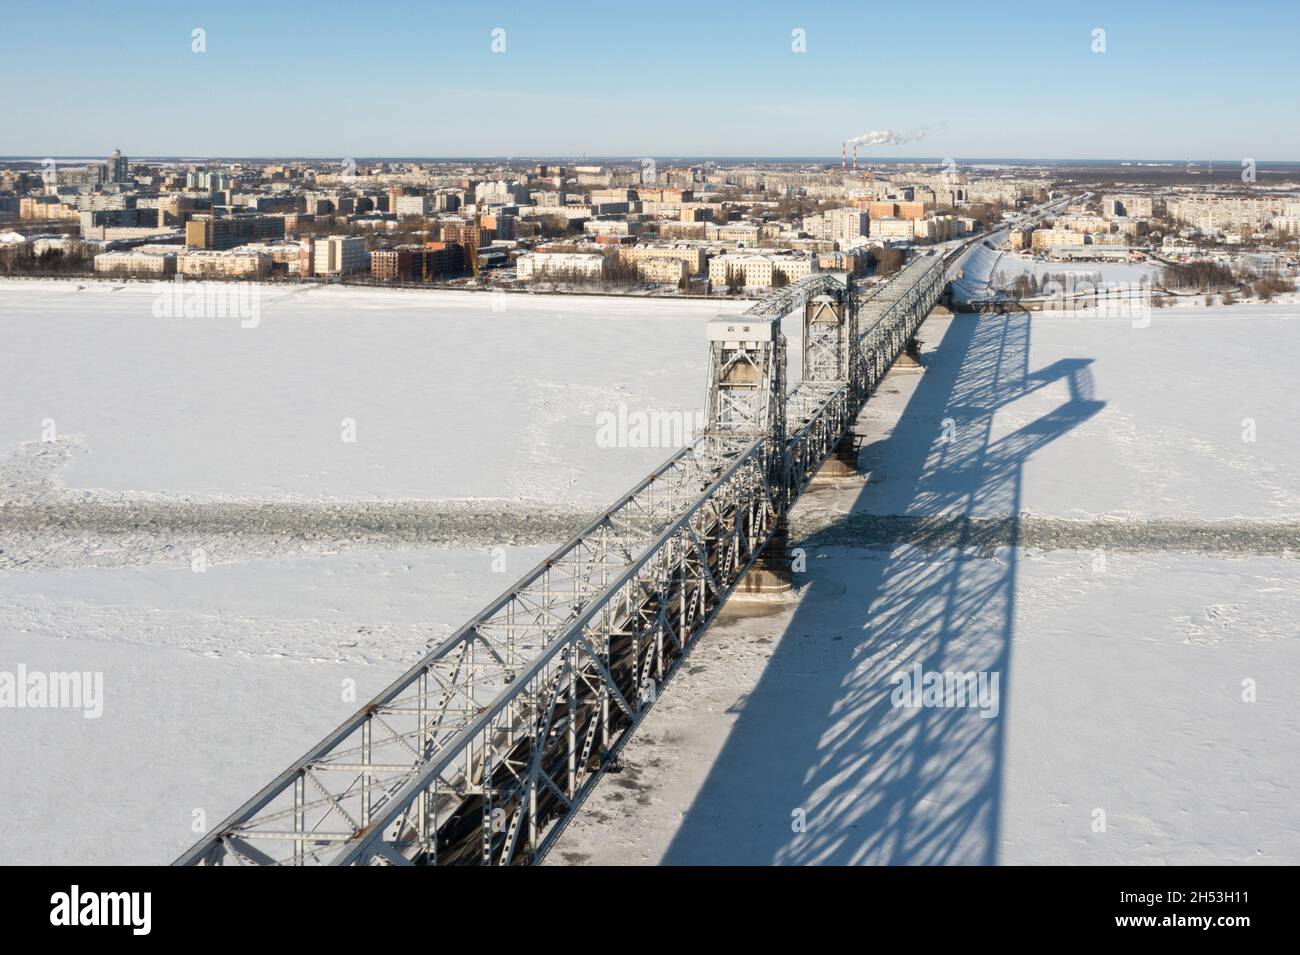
[4,0,1298,160]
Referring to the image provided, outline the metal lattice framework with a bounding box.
[176,247,964,867]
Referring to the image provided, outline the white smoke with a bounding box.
[847,126,941,146]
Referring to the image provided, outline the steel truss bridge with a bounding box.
[176,242,973,867]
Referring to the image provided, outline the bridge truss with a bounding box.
[175,245,958,867]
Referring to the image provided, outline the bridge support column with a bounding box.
[810,434,861,486]
[731,523,794,601]
[895,336,925,370]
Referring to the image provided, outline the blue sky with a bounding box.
[3,0,1298,160]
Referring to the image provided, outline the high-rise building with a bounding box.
[107,149,129,183]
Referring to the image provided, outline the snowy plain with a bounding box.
[1,278,1297,865]
[548,299,1300,866]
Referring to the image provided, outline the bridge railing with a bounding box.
[174,431,765,866]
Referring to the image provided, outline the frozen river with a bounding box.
[1,279,1297,864]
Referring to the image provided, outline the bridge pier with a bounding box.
[731,523,795,600]
[894,336,926,370]
[809,433,862,486]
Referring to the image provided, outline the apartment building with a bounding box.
[93,249,177,277]
[619,244,708,275]
[1167,196,1286,235]
[475,180,529,204]
[19,196,75,221]
[635,187,693,204]
[79,209,156,237]
[1057,214,1109,234]
[913,215,959,243]
[815,249,867,277]
[516,251,608,281]
[660,221,709,240]
[177,249,271,279]
[871,217,915,240]
[479,213,516,240]
[185,213,285,250]
[312,235,369,276]
[1030,228,1086,251]
[865,200,924,221]
[393,195,431,217]
[589,188,637,204]
[804,207,869,245]
[584,219,640,237]
[708,252,815,288]
[371,247,423,281]
[419,241,463,277]
[712,222,763,245]
[186,170,232,191]
[234,241,307,276]
[1102,194,1155,219]
[634,257,688,284]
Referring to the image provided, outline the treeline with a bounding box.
[994,270,1143,299]
[1161,261,1235,291]
[0,246,93,276]
[869,246,906,277]
[528,258,683,291]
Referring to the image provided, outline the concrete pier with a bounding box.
[732,524,794,599]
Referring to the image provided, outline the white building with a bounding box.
[583,220,639,237]
[708,252,815,288]
[394,195,431,217]
[517,252,608,281]
[93,249,176,276]
[313,235,369,276]
[804,208,869,245]
[871,217,914,240]
[474,180,529,205]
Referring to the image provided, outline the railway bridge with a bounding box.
[175,234,991,866]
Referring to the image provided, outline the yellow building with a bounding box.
[620,244,707,274]
[177,249,270,278]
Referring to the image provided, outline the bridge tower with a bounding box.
[801,280,859,393]
[704,315,786,449]
[704,315,792,598]
[799,280,863,484]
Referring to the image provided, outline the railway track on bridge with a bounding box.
[174,231,984,866]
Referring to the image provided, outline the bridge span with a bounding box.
[175,230,1000,866]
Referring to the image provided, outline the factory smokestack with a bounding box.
[852,142,858,172]
[841,141,846,172]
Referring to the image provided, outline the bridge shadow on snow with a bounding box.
[661,309,1103,865]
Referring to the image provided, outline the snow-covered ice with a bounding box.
[0,279,750,502]
[2,279,1298,865]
